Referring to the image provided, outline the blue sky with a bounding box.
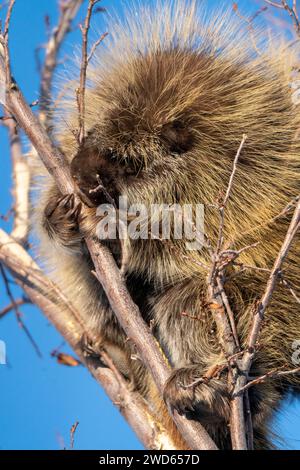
[0,0,299,450]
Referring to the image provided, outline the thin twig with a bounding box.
[2,110,30,245]
[208,134,247,286]
[230,191,299,446]
[244,198,299,369]
[39,0,84,126]
[206,135,248,450]
[264,0,284,8]
[87,31,108,63]
[216,276,240,348]
[69,421,79,450]
[233,4,264,55]
[264,0,300,35]
[232,197,300,432]
[279,275,300,304]
[0,0,15,88]
[232,195,299,243]
[0,262,42,357]
[77,0,101,144]
[0,297,31,318]
[244,390,254,450]
[233,366,300,396]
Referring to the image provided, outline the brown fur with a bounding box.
[31,1,300,449]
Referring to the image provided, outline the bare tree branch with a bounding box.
[244,200,299,370]
[206,135,248,450]
[87,32,108,63]
[231,197,300,437]
[264,0,300,35]
[0,296,30,318]
[39,0,85,126]
[2,111,29,245]
[264,0,285,8]
[69,421,79,450]
[0,1,217,450]
[0,228,178,450]
[77,0,102,144]
[203,124,299,449]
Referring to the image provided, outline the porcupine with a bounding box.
[32,1,300,449]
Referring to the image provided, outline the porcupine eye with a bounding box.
[160,120,194,154]
[107,148,142,176]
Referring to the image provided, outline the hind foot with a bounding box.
[163,364,230,423]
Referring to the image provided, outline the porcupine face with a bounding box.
[70,49,218,207]
[70,41,297,222]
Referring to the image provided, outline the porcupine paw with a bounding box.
[43,193,83,249]
[80,333,132,379]
[80,333,104,359]
[163,365,230,423]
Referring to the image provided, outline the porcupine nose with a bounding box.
[71,147,120,207]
